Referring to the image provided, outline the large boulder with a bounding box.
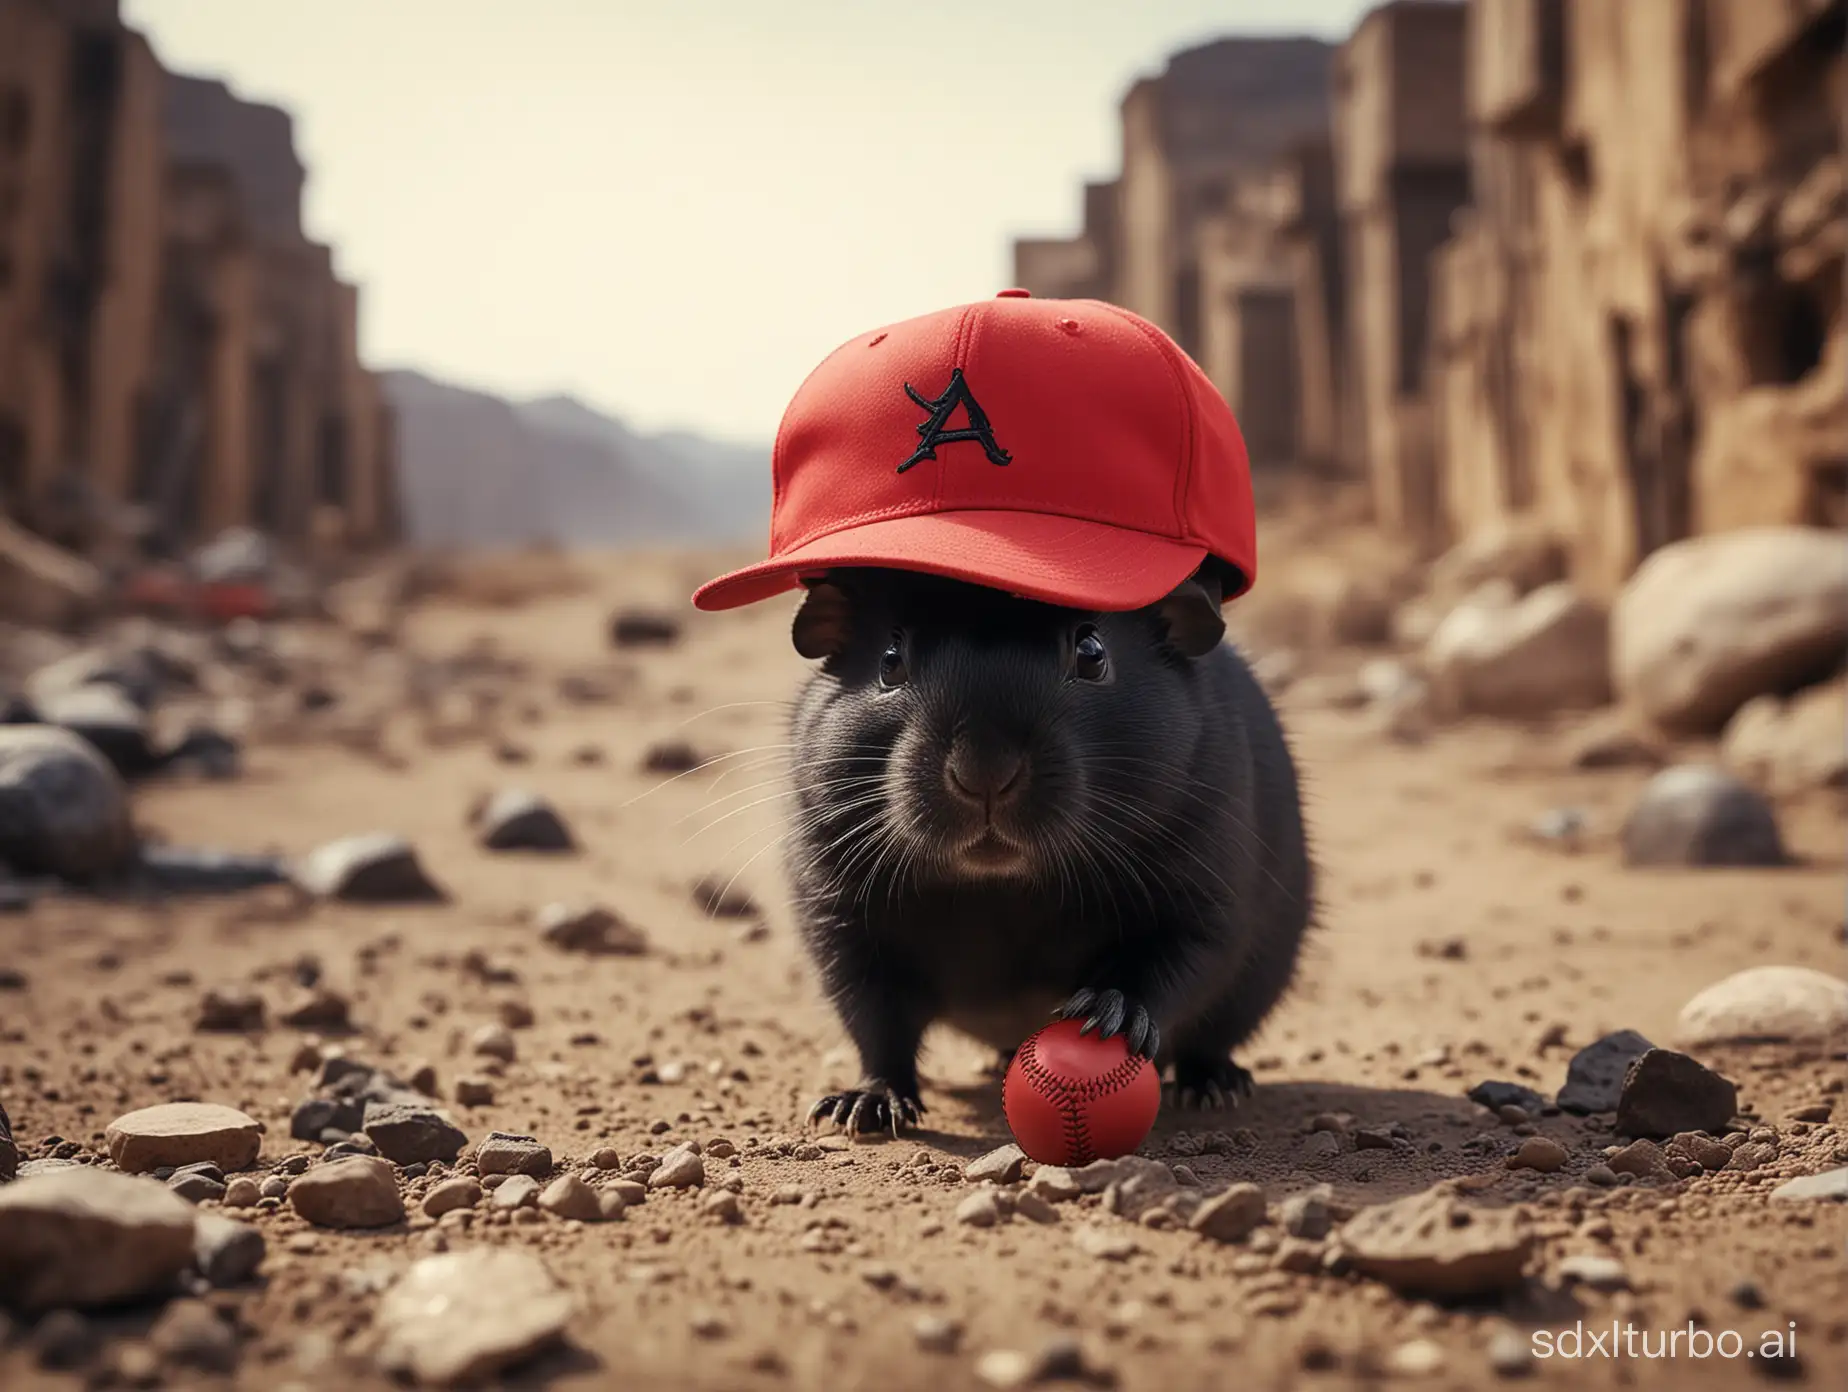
[0,725,135,879]
[1426,519,1566,600]
[1612,527,1848,734]
[1721,679,1847,795]
[1620,764,1788,868]
[1426,582,1611,718]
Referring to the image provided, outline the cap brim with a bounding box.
[692,510,1212,613]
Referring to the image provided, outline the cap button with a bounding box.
[996,288,1032,298]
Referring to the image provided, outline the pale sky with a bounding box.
[123,0,1374,445]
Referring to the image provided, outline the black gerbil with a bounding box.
[782,563,1314,1138]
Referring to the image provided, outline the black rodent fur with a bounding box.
[783,565,1313,1136]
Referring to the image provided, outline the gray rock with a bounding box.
[475,1132,552,1178]
[955,1190,1000,1228]
[167,1172,227,1204]
[38,683,155,777]
[1468,1081,1550,1114]
[1338,1190,1533,1298]
[374,1248,575,1386]
[1675,966,1848,1047]
[362,1102,467,1166]
[140,845,287,893]
[1620,764,1787,868]
[473,789,575,852]
[0,725,134,879]
[287,1156,404,1229]
[1279,1185,1335,1239]
[0,1168,198,1311]
[1189,1183,1268,1243]
[1769,1167,1848,1203]
[1611,526,1848,734]
[964,1145,1025,1185]
[648,1147,704,1189]
[1558,1030,1656,1114]
[291,1096,365,1142]
[291,833,446,903]
[192,1213,265,1287]
[1615,1049,1739,1139]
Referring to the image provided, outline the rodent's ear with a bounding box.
[792,580,853,660]
[1156,577,1226,658]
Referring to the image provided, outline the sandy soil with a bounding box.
[2,535,1844,1392]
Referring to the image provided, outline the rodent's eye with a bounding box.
[1074,627,1108,682]
[878,638,909,689]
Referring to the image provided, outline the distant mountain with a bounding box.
[381,370,771,549]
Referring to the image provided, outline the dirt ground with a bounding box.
[2,533,1845,1392]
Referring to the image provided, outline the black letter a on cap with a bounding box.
[897,368,1013,474]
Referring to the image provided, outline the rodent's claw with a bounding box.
[1057,988,1160,1061]
[1171,1057,1255,1110]
[806,1081,924,1139]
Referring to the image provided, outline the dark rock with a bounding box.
[362,1102,468,1166]
[140,846,289,894]
[641,741,704,775]
[1615,1050,1739,1138]
[1558,1030,1656,1114]
[292,833,446,903]
[158,727,241,781]
[38,684,158,777]
[30,1309,97,1369]
[0,1098,15,1181]
[535,902,647,955]
[323,1134,379,1160]
[191,1212,266,1287]
[475,1132,553,1178]
[472,789,575,852]
[278,988,352,1032]
[1468,1081,1550,1114]
[0,725,134,880]
[692,874,759,919]
[609,609,681,649]
[1620,764,1788,868]
[27,644,182,713]
[291,1096,365,1142]
[194,989,266,1033]
[167,1172,227,1204]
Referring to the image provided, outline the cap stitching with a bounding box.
[1092,303,1198,546]
[936,306,979,514]
[773,498,1196,556]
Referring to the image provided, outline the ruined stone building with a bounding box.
[1012,37,1335,468]
[0,0,397,563]
[1331,0,1473,550]
[1430,0,1844,596]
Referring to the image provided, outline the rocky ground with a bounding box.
[0,514,1844,1391]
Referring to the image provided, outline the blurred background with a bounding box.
[3,0,1836,581]
[0,5,1845,1388]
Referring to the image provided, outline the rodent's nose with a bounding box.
[945,746,1027,810]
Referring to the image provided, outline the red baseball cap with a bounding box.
[692,289,1256,613]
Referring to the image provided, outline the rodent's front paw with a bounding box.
[1171,1056,1255,1110]
[1055,987,1160,1060]
[807,1081,926,1139]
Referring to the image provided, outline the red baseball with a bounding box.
[1002,1018,1161,1166]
